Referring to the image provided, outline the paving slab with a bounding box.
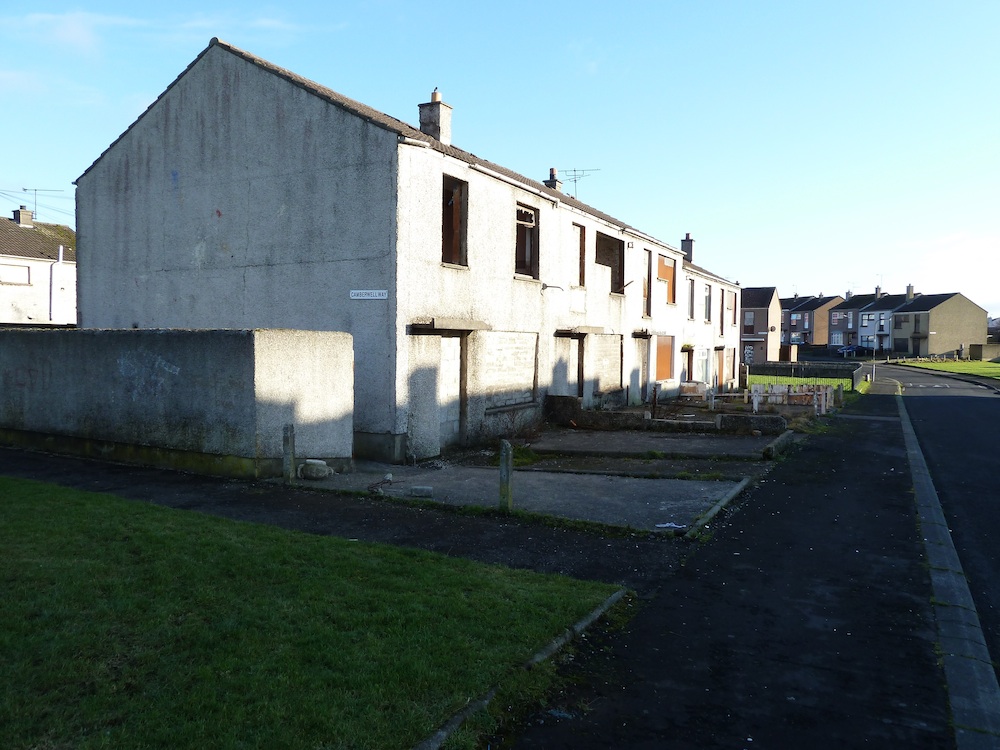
[528,427,777,459]
[293,461,744,533]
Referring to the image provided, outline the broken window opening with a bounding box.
[643,249,652,316]
[515,204,539,278]
[442,175,468,265]
[595,232,625,294]
[573,223,585,286]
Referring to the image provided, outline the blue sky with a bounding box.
[3,1,997,317]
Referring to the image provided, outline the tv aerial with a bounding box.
[559,169,600,198]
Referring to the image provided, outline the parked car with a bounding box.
[838,345,860,357]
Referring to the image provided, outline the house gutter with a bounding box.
[469,163,560,207]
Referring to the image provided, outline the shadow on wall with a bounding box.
[405,363,546,462]
[0,328,355,479]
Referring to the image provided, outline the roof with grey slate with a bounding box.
[78,38,733,282]
[862,293,911,312]
[832,293,879,311]
[894,293,960,313]
[781,295,843,312]
[0,216,76,262]
[740,287,778,308]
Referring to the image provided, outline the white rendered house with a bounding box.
[76,38,739,462]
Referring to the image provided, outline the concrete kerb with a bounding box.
[412,588,628,750]
[683,477,751,540]
[890,364,1000,395]
[897,394,1000,745]
[762,429,796,460]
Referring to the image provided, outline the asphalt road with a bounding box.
[883,364,1000,683]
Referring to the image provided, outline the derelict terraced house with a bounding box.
[75,38,740,462]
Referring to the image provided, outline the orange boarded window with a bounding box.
[657,255,676,303]
[656,335,674,380]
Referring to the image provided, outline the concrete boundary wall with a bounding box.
[0,328,353,478]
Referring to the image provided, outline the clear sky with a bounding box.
[3,1,997,317]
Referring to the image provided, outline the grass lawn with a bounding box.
[747,375,853,388]
[896,360,1000,380]
[1,477,620,750]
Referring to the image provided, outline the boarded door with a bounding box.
[439,335,463,448]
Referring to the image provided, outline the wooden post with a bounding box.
[283,423,296,486]
[499,439,513,512]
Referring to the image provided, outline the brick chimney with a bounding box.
[13,205,33,227]
[543,167,562,191]
[418,88,452,146]
[681,232,694,262]
[906,283,915,301]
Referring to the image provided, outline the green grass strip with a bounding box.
[747,375,851,387]
[896,360,1000,380]
[0,477,618,750]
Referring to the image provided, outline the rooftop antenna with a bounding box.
[559,169,600,199]
[22,187,63,221]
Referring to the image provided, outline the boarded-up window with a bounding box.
[478,331,538,409]
[657,255,676,303]
[442,176,467,265]
[515,204,539,278]
[589,333,623,393]
[656,335,674,380]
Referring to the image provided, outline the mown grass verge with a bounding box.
[0,476,619,750]
[895,360,1000,380]
[747,374,853,388]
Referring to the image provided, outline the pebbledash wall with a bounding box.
[0,328,353,478]
[75,38,741,464]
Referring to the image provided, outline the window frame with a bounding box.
[441,175,468,266]
[514,203,539,279]
[643,249,652,317]
[595,231,625,294]
[657,254,676,304]
[572,223,586,287]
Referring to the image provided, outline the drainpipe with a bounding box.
[48,245,64,322]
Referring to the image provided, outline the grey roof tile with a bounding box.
[0,217,77,262]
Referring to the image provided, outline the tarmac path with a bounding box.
[509,391,956,749]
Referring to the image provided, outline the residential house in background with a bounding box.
[781,294,844,346]
[739,286,781,364]
[890,292,987,358]
[825,285,987,357]
[857,290,911,352]
[829,291,880,349]
[75,38,739,463]
[0,206,76,326]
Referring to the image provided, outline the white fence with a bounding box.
[706,384,840,415]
